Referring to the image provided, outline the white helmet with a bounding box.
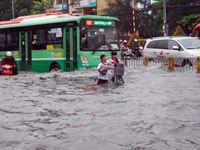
[123,40,127,43]
[6,51,12,56]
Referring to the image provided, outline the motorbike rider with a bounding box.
[120,40,131,57]
[120,40,128,49]
[131,39,143,57]
[1,51,18,75]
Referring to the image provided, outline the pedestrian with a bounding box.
[107,51,120,82]
[110,51,120,65]
[96,54,111,85]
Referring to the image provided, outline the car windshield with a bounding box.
[81,27,119,51]
[177,38,200,49]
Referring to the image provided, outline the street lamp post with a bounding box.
[163,0,167,36]
[12,0,15,18]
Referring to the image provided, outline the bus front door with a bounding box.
[66,28,78,71]
[20,32,32,71]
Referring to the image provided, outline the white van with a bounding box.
[143,36,200,66]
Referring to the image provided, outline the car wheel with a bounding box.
[182,59,193,68]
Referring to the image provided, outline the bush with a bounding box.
[173,25,186,36]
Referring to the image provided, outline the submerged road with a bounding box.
[0,67,200,150]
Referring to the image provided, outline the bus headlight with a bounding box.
[81,56,89,66]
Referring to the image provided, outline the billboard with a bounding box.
[80,0,96,8]
[53,3,68,12]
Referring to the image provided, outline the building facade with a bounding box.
[51,0,108,15]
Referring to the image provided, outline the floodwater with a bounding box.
[1,66,200,150]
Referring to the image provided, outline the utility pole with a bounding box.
[12,0,15,18]
[130,0,137,33]
[163,0,167,36]
[96,0,98,15]
[66,0,69,13]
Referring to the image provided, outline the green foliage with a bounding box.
[136,7,163,38]
[102,0,200,37]
[0,0,53,21]
[32,1,46,14]
[102,0,163,38]
[177,14,200,32]
[0,1,12,21]
[166,1,200,35]
[103,0,132,33]
[14,0,32,16]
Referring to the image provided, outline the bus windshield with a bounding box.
[81,27,119,51]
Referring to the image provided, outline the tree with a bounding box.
[103,0,132,34]
[102,0,200,37]
[0,1,12,21]
[14,0,33,16]
[177,14,200,35]
[136,5,163,38]
[102,0,163,38]
[0,0,53,21]
[166,0,200,35]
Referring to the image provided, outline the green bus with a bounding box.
[0,13,119,72]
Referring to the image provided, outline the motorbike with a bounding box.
[120,47,134,58]
[131,46,143,57]
[111,63,125,84]
[0,64,18,75]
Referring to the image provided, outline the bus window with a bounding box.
[32,28,63,50]
[47,28,63,50]
[0,31,18,51]
[81,27,119,51]
[32,29,46,50]
[0,32,6,51]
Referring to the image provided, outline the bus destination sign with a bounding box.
[85,20,114,27]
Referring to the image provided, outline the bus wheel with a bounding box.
[49,63,61,72]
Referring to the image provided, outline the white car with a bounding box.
[143,36,200,66]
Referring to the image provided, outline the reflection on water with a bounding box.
[0,69,200,150]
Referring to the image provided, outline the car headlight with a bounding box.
[81,56,89,66]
